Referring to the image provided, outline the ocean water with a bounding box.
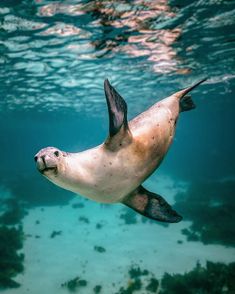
[0,0,235,293]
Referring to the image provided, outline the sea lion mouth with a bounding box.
[39,166,58,174]
[35,156,58,175]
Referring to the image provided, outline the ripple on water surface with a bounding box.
[0,0,234,113]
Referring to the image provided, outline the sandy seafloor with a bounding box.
[3,175,235,294]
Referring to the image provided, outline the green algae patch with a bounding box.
[94,284,102,293]
[116,265,159,294]
[94,245,106,253]
[61,276,88,292]
[114,262,235,294]
[0,226,24,289]
[0,198,27,226]
[120,209,138,224]
[175,180,235,246]
[146,277,159,292]
[160,261,235,294]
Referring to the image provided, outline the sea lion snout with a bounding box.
[34,147,60,174]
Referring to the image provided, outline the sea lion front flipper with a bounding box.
[122,186,182,223]
[104,79,129,137]
[104,79,132,150]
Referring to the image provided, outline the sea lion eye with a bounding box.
[54,151,59,157]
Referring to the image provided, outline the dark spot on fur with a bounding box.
[109,162,112,165]
[152,136,155,140]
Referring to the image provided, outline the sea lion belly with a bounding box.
[60,104,176,203]
[59,147,140,203]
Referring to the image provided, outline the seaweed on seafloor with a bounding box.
[59,262,235,293]
[93,284,102,293]
[174,180,235,246]
[116,265,159,294]
[72,202,84,209]
[50,230,62,238]
[0,226,24,289]
[146,277,159,292]
[118,278,142,294]
[120,208,138,224]
[0,197,27,225]
[0,196,26,289]
[61,276,87,292]
[115,261,235,294]
[96,222,103,229]
[0,274,21,289]
[94,245,106,253]
[78,216,90,224]
[96,221,106,229]
[159,261,235,294]
[129,266,149,279]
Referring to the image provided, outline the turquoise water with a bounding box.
[0,0,235,293]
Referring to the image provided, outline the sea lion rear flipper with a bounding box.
[122,186,182,223]
[180,95,196,112]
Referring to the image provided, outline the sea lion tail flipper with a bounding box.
[104,79,129,137]
[180,95,196,112]
[122,186,182,223]
[174,78,207,100]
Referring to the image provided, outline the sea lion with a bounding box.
[34,78,206,223]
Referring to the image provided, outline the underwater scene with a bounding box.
[1,0,235,293]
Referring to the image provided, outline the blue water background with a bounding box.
[0,0,235,293]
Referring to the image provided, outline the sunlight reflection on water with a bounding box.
[0,0,234,113]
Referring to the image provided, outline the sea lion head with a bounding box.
[34,147,66,178]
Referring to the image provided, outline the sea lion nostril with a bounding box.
[34,156,38,162]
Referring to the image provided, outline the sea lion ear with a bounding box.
[104,79,129,137]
